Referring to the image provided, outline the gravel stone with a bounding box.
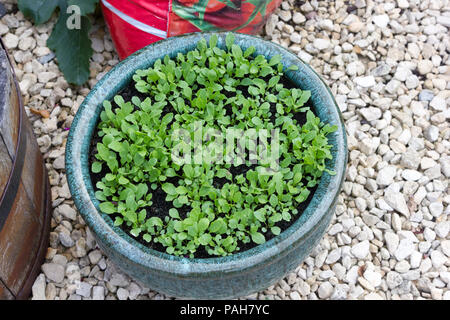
[386,271,403,289]
[41,263,65,283]
[417,60,434,75]
[92,286,105,300]
[363,269,382,287]
[313,38,331,51]
[376,166,396,186]
[292,12,306,24]
[3,33,18,49]
[31,274,47,300]
[419,90,434,102]
[360,107,382,121]
[318,282,333,299]
[384,192,410,217]
[395,260,411,273]
[394,239,416,261]
[38,71,57,83]
[435,222,449,239]
[57,204,77,221]
[441,241,450,257]
[351,240,370,259]
[117,288,129,300]
[76,282,92,298]
[429,202,444,218]
[431,251,447,269]
[385,232,400,254]
[325,248,341,264]
[110,273,130,287]
[401,169,422,181]
[88,249,103,265]
[373,15,390,28]
[289,291,301,300]
[355,76,375,88]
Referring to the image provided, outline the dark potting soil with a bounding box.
[89,75,318,259]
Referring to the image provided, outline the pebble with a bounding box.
[401,170,422,181]
[429,97,446,112]
[117,288,130,300]
[59,229,75,247]
[419,90,434,102]
[437,15,450,28]
[385,232,400,254]
[57,204,77,221]
[394,239,415,260]
[384,192,410,217]
[364,292,384,300]
[325,248,341,264]
[37,52,55,64]
[429,202,444,218]
[92,286,105,300]
[417,60,434,75]
[317,282,333,299]
[38,71,57,83]
[372,64,391,77]
[41,263,65,283]
[435,222,449,239]
[88,249,103,265]
[397,0,409,8]
[373,15,390,28]
[440,241,450,257]
[376,166,396,186]
[351,240,370,259]
[360,107,381,121]
[431,251,447,269]
[410,251,422,269]
[386,271,403,289]
[31,274,46,300]
[363,269,382,287]
[3,33,18,49]
[313,38,331,51]
[76,282,93,298]
[91,38,104,53]
[292,12,306,24]
[289,291,301,300]
[110,273,130,287]
[278,10,291,22]
[395,260,411,273]
[355,76,376,88]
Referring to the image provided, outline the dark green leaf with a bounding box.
[47,2,92,85]
[18,0,59,24]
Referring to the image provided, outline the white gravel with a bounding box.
[1,0,449,300]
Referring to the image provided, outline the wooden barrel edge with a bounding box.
[0,277,14,298]
[15,175,51,300]
[0,38,52,300]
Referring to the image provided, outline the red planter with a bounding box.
[100,0,282,59]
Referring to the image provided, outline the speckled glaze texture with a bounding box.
[66,32,347,300]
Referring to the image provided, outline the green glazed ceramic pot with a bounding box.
[66,32,347,299]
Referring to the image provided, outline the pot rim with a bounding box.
[66,32,347,276]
